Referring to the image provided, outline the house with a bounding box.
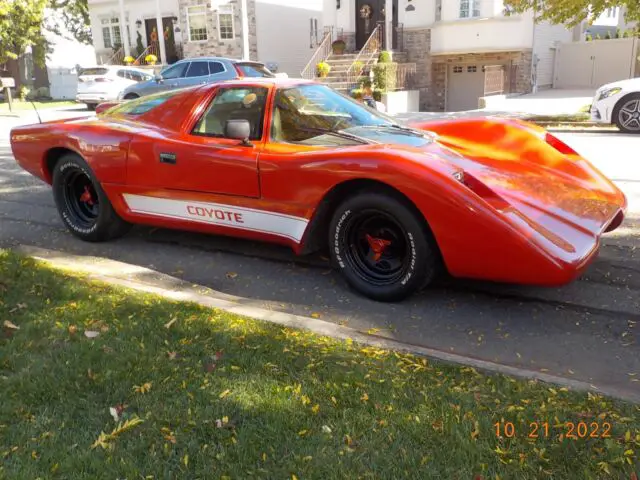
[86,0,323,76]
[581,6,637,39]
[318,0,575,111]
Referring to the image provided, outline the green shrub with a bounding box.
[378,51,392,63]
[372,89,382,102]
[372,62,397,92]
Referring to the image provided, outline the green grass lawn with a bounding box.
[1,251,638,479]
[0,100,77,112]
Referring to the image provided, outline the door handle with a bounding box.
[159,152,177,164]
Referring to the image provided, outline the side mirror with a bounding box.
[154,74,163,83]
[224,119,252,146]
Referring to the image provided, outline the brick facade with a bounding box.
[179,0,258,60]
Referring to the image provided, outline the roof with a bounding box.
[199,77,317,90]
[175,56,265,64]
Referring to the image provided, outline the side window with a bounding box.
[192,86,269,140]
[116,69,128,79]
[128,71,141,82]
[208,61,225,75]
[161,62,189,79]
[186,61,210,78]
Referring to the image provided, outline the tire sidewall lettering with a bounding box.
[333,209,351,269]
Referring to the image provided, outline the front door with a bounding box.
[355,0,398,50]
[144,18,178,64]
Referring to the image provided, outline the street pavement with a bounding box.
[1,109,639,400]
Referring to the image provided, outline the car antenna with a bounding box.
[30,99,42,124]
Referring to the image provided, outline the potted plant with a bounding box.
[316,62,331,78]
[331,39,346,55]
[123,56,134,65]
[145,54,158,65]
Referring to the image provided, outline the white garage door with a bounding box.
[48,67,78,100]
[447,64,486,112]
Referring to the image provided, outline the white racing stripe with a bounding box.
[123,194,309,242]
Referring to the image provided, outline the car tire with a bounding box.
[328,191,440,302]
[86,103,96,111]
[124,93,139,100]
[52,153,132,242]
[613,93,640,134]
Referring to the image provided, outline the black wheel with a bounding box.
[52,153,132,242]
[86,103,96,111]
[328,192,440,302]
[124,93,139,100]
[613,93,640,133]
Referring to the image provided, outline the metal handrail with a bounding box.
[300,30,333,79]
[105,46,124,65]
[345,23,383,89]
[134,41,160,66]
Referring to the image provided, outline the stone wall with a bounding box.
[179,0,258,61]
[401,28,432,110]
[428,50,533,111]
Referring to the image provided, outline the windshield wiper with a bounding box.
[355,124,430,138]
[297,127,373,144]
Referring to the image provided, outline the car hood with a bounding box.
[597,76,640,92]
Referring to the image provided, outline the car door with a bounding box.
[145,61,190,94]
[129,85,269,198]
[178,60,212,88]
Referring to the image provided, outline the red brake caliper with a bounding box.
[79,186,94,206]
[365,234,391,262]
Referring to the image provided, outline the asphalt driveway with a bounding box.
[1,110,639,400]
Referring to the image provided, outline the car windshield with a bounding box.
[271,84,432,147]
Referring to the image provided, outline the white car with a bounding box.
[590,77,640,133]
[76,66,154,111]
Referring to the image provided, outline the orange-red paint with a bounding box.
[10,78,627,287]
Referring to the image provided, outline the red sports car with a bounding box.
[10,78,627,301]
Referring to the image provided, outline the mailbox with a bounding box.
[1,77,15,88]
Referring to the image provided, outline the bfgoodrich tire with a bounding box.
[328,192,440,302]
[52,153,132,242]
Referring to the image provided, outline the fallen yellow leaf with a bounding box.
[3,320,19,330]
[219,389,231,399]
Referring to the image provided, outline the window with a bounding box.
[101,17,122,48]
[218,5,235,40]
[606,7,618,18]
[109,90,184,116]
[192,86,269,140]
[234,62,276,78]
[459,0,480,18]
[467,65,477,73]
[186,61,210,77]
[160,62,190,80]
[209,61,225,75]
[187,5,208,41]
[453,66,463,73]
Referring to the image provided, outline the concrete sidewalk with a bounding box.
[480,88,595,115]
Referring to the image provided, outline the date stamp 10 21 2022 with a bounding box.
[494,420,612,440]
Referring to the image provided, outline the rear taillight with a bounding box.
[545,132,578,156]
[95,77,113,83]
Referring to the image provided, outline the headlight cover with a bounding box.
[598,87,622,100]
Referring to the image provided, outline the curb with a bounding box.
[13,244,640,404]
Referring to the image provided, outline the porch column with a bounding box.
[240,0,250,60]
[118,0,131,56]
[155,0,167,64]
[384,0,392,52]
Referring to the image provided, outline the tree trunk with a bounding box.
[32,41,50,93]
[5,58,21,91]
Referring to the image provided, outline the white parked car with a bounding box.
[590,77,640,133]
[76,66,154,111]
